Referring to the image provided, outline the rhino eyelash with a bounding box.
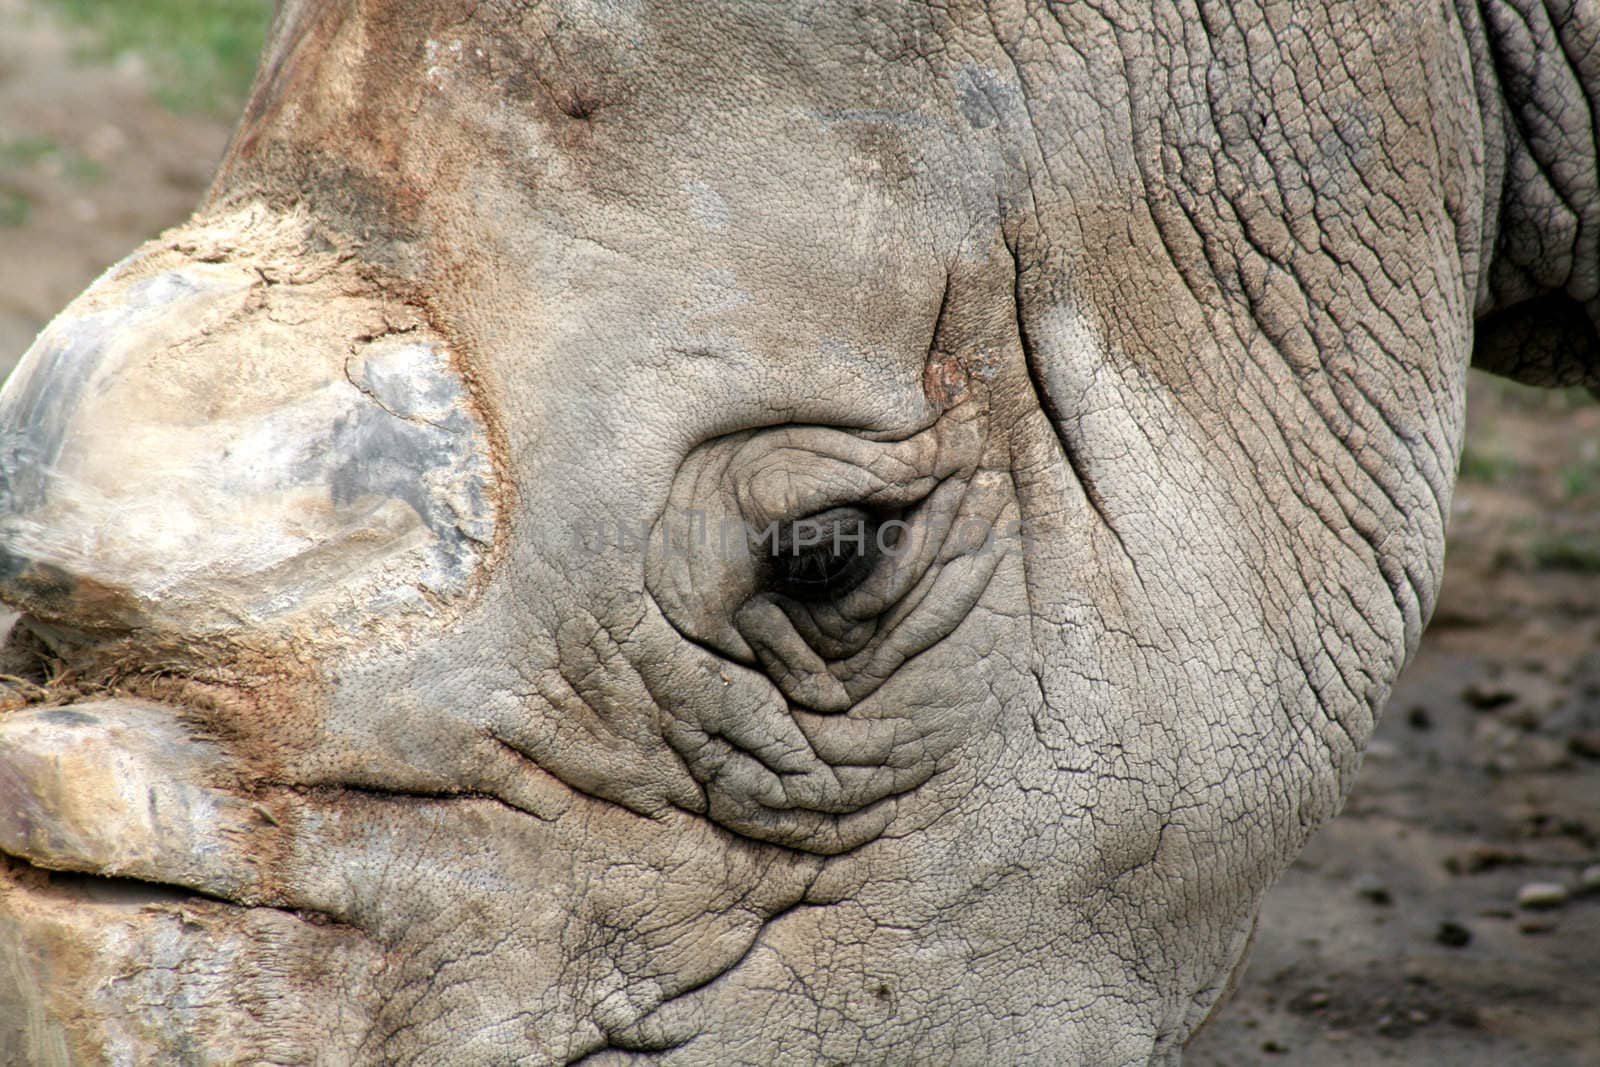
[761,505,895,602]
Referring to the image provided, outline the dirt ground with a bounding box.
[0,0,234,373]
[1,3,1596,1064]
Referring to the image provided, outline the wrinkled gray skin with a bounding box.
[0,1,1594,1064]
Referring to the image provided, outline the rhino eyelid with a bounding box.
[737,465,942,534]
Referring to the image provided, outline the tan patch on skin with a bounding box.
[23,634,333,909]
[922,349,973,410]
[0,563,147,633]
[120,650,326,779]
[0,605,338,811]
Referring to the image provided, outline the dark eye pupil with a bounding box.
[767,507,879,600]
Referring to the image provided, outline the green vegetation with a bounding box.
[0,135,102,184]
[0,135,58,170]
[43,0,274,114]
[1529,531,1600,574]
[1458,442,1521,485]
[0,190,30,228]
[1559,449,1600,501]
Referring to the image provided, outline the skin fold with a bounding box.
[0,1,1594,1063]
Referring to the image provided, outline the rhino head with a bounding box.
[0,1,1591,1063]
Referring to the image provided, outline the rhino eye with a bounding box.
[765,506,883,601]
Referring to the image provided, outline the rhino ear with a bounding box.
[1467,0,1600,391]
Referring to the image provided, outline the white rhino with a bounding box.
[0,1,1590,1063]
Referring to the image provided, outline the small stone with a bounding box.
[1508,704,1545,731]
[1406,1009,1430,1025]
[1445,846,1526,875]
[1261,1040,1289,1055]
[1578,865,1600,895]
[1568,731,1600,760]
[1290,989,1331,1014]
[1518,917,1557,935]
[1355,874,1393,906]
[1557,818,1593,842]
[1434,920,1472,947]
[84,123,129,161]
[1462,682,1516,710]
[1407,705,1433,730]
[1517,882,1569,910]
[1365,739,1398,761]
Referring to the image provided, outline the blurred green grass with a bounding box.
[1458,442,1521,486]
[0,134,104,228]
[44,0,274,114]
[0,190,29,227]
[0,135,102,182]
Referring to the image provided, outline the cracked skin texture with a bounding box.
[0,0,1596,1063]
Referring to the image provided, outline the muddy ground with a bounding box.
[1,3,1597,1064]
